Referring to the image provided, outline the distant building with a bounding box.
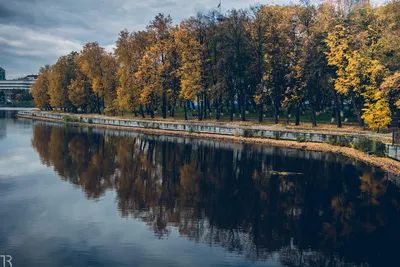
[0,67,5,81]
[0,74,36,99]
[25,75,38,81]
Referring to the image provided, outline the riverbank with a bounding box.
[17,110,400,175]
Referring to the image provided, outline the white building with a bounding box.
[0,75,36,99]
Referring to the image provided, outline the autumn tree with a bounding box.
[68,67,93,113]
[263,6,293,124]
[246,5,268,122]
[221,9,251,121]
[381,72,400,110]
[75,42,117,114]
[115,30,150,116]
[176,21,203,120]
[31,65,52,110]
[136,44,162,118]
[101,52,118,113]
[326,5,392,129]
[362,98,391,132]
[162,26,181,118]
[48,52,77,111]
[147,13,173,119]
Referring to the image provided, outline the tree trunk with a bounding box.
[351,95,364,128]
[216,97,221,120]
[230,95,234,122]
[162,91,166,119]
[311,106,317,127]
[295,104,300,126]
[274,104,279,124]
[140,105,145,118]
[184,102,188,120]
[258,103,263,123]
[241,90,246,122]
[197,95,202,121]
[334,91,342,128]
[204,92,208,120]
[286,106,291,125]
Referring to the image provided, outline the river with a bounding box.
[0,109,400,267]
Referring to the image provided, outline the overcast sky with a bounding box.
[0,0,384,79]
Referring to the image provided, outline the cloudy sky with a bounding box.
[0,0,383,79]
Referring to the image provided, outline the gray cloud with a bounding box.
[0,5,16,19]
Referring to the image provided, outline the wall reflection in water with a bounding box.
[31,122,400,267]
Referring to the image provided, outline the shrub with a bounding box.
[63,115,72,122]
[242,129,254,138]
[296,136,307,143]
[337,136,351,147]
[353,137,374,153]
[104,107,117,116]
[373,140,386,157]
[63,115,79,123]
[328,136,350,147]
[273,132,282,140]
[327,136,337,146]
[88,118,93,124]
[188,126,193,133]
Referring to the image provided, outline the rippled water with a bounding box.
[1,109,400,267]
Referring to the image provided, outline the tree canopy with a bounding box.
[31,1,400,131]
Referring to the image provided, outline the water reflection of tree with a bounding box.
[31,123,400,266]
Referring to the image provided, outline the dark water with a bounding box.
[1,109,400,267]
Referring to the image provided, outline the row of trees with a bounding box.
[31,1,400,129]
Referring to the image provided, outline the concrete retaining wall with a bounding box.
[387,145,400,161]
[18,111,400,161]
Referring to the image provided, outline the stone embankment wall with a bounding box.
[388,145,400,161]
[17,111,400,161]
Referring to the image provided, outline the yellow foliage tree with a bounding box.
[115,30,150,116]
[68,69,92,112]
[381,71,400,109]
[135,43,163,117]
[31,65,51,110]
[175,22,203,119]
[75,42,117,114]
[326,23,390,128]
[48,52,77,110]
[48,56,68,109]
[362,98,391,132]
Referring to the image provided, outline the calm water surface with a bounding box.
[1,109,400,267]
